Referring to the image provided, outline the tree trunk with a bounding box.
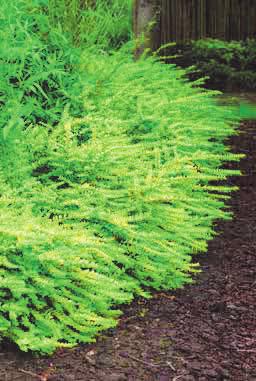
[133,0,161,58]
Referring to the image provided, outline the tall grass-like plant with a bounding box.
[0,0,86,132]
[48,0,133,49]
[0,1,241,354]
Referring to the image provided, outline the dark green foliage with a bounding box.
[167,39,256,91]
[0,1,241,354]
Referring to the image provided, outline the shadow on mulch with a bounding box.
[1,120,256,381]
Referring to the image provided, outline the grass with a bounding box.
[48,0,133,49]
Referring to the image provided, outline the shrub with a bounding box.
[0,2,241,354]
[167,38,256,91]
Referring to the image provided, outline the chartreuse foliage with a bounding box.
[0,1,241,353]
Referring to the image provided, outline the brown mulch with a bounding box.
[0,120,255,381]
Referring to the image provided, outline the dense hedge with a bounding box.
[0,1,241,353]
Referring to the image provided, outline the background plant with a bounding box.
[166,38,256,91]
[48,0,132,49]
[0,0,87,134]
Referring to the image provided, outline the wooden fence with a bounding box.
[152,0,256,48]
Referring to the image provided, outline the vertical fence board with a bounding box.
[152,0,256,46]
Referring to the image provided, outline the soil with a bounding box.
[0,120,255,381]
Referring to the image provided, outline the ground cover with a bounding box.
[1,118,255,381]
[0,0,248,365]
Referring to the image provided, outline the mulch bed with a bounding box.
[1,120,255,381]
